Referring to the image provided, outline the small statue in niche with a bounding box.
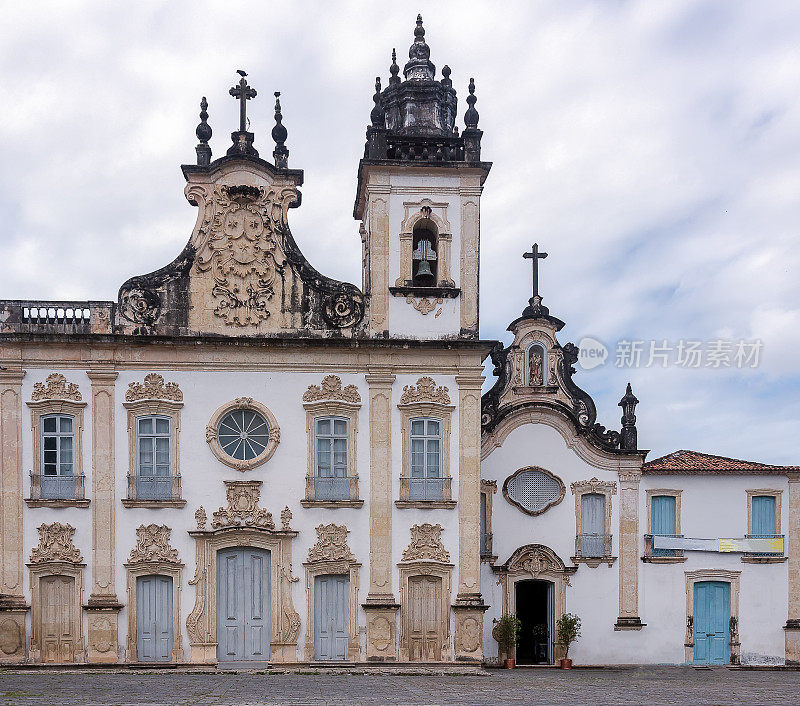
[528,345,545,386]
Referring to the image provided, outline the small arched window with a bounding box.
[411,222,438,286]
[525,343,548,386]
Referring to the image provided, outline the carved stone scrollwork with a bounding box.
[506,544,566,577]
[281,506,292,531]
[195,506,207,530]
[322,286,365,328]
[185,565,206,645]
[31,373,82,402]
[399,376,450,405]
[125,373,183,402]
[307,524,355,563]
[401,523,450,563]
[211,481,275,529]
[127,524,180,564]
[30,522,83,564]
[570,477,617,495]
[302,375,361,404]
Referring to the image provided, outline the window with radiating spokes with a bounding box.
[217,408,270,462]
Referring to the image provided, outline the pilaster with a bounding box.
[459,184,481,336]
[366,179,391,336]
[85,370,122,662]
[363,370,398,660]
[0,369,28,663]
[785,473,800,662]
[453,371,486,660]
[615,470,645,630]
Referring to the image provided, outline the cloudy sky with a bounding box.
[1,1,798,463]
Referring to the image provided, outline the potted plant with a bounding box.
[492,614,522,669]
[556,613,581,669]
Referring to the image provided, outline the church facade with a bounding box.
[0,17,798,667]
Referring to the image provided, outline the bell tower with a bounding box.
[354,15,492,340]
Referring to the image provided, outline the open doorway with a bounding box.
[515,579,553,665]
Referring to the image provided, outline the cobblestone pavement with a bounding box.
[1,667,800,705]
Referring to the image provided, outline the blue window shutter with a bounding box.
[651,495,676,535]
[752,496,776,535]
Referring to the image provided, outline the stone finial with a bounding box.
[404,14,435,80]
[370,77,384,127]
[272,91,289,169]
[441,64,452,89]
[389,48,400,86]
[464,78,479,129]
[195,96,212,166]
[619,383,639,451]
[281,506,292,531]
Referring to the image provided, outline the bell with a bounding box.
[416,259,434,282]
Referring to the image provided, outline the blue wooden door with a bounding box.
[693,581,730,665]
[314,574,349,660]
[217,548,271,661]
[136,575,173,662]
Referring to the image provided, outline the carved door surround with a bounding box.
[492,544,577,661]
[28,523,86,663]
[124,525,184,663]
[303,524,361,661]
[684,569,741,665]
[398,524,453,662]
[186,481,300,663]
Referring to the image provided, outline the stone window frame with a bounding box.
[396,400,456,509]
[684,569,741,665]
[27,398,88,508]
[643,489,686,564]
[205,397,280,472]
[394,200,455,289]
[123,399,185,508]
[570,478,617,568]
[124,562,183,663]
[743,489,786,564]
[301,398,363,508]
[397,561,454,662]
[480,480,497,563]
[28,561,86,663]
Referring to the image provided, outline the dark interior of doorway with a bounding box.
[516,579,552,665]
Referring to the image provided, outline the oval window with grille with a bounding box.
[503,467,565,516]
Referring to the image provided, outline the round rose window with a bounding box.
[217,408,270,462]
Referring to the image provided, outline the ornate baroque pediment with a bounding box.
[570,477,617,495]
[307,524,355,563]
[503,544,569,577]
[127,524,181,564]
[31,373,82,402]
[211,480,275,529]
[402,523,450,563]
[30,522,83,564]
[399,377,450,405]
[125,374,183,402]
[302,375,361,404]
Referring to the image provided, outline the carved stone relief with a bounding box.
[31,373,82,402]
[302,375,361,404]
[307,524,355,563]
[127,525,180,564]
[211,481,275,529]
[401,523,450,563]
[399,377,451,405]
[30,523,83,564]
[125,374,183,402]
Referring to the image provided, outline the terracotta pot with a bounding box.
[560,658,573,670]
[504,658,515,669]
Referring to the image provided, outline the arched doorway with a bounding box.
[515,579,553,664]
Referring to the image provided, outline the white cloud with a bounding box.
[0,0,798,464]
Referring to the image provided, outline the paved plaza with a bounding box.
[1,667,799,705]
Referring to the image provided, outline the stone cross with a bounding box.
[229,74,257,133]
[523,243,548,299]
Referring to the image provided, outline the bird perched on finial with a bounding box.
[236,69,247,77]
